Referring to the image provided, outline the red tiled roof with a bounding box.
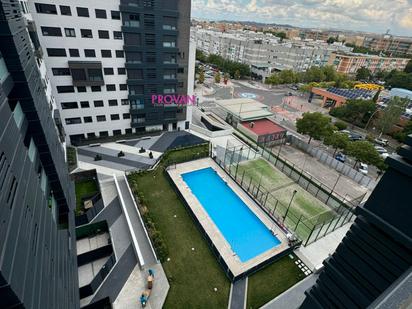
[241,119,286,136]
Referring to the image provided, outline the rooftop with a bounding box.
[241,119,286,136]
[216,98,273,121]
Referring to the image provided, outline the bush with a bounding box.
[334,121,347,131]
[139,147,146,153]
[149,151,153,159]
[94,154,102,161]
[118,151,125,157]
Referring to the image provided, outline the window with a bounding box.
[147,69,156,79]
[47,48,66,57]
[123,113,131,119]
[84,116,93,123]
[35,3,57,14]
[96,115,106,122]
[109,99,118,106]
[106,84,116,91]
[128,69,143,79]
[113,130,122,136]
[121,99,129,105]
[91,86,101,92]
[129,85,143,95]
[64,28,75,37]
[111,10,120,20]
[52,68,70,76]
[61,102,79,109]
[126,52,142,63]
[115,50,124,58]
[87,133,96,138]
[41,26,62,37]
[124,33,141,45]
[145,34,155,46]
[104,67,114,75]
[60,5,71,15]
[77,86,86,93]
[13,102,24,128]
[119,84,127,91]
[99,131,109,137]
[65,117,81,125]
[80,101,90,108]
[143,0,155,8]
[118,68,126,75]
[177,67,184,73]
[124,14,140,27]
[71,68,86,81]
[69,49,80,57]
[76,7,89,17]
[84,49,96,57]
[61,102,78,109]
[125,128,133,134]
[95,9,107,19]
[88,69,103,81]
[146,52,156,63]
[80,29,93,38]
[101,50,112,58]
[110,114,120,120]
[57,86,74,93]
[94,100,104,107]
[98,30,109,39]
[113,31,123,40]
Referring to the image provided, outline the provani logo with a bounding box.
[151,94,197,106]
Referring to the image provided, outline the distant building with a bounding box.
[363,35,412,56]
[328,52,409,75]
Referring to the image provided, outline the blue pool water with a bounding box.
[182,167,281,262]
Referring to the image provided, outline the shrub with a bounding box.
[118,151,125,157]
[139,147,146,153]
[94,154,102,161]
[149,151,153,159]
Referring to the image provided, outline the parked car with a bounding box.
[335,152,346,163]
[358,163,368,175]
[375,146,389,159]
[339,130,363,141]
[374,137,389,146]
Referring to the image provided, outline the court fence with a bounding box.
[216,141,360,246]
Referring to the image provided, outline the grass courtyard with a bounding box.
[247,254,306,308]
[234,158,335,240]
[128,145,231,308]
[74,179,99,215]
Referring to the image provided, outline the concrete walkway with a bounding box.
[115,174,157,267]
[261,274,318,309]
[229,278,248,309]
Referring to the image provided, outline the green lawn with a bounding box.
[74,179,98,215]
[128,145,230,308]
[246,255,306,309]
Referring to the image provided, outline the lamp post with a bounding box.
[283,189,298,222]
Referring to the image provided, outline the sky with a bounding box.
[191,0,412,36]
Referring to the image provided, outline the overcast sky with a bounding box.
[192,0,412,36]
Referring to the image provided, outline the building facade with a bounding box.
[0,1,78,308]
[301,136,412,308]
[26,0,191,145]
[194,29,352,75]
[328,52,409,75]
[363,35,412,56]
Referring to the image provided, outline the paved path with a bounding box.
[115,175,157,267]
[261,274,318,309]
[229,278,247,309]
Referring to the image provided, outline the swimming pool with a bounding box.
[182,167,281,262]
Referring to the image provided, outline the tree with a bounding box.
[234,69,241,80]
[347,141,383,168]
[372,89,381,103]
[198,68,205,84]
[375,97,409,136]
[392,120,412,142]
[329,99,376,127]
[278,70,298,84]
[327,37,337,44]
[385,70,412,91]
[356,67,371,81]
[265,73,281,85]
[296,112,334,144]
[334,120,348,131]
[324,132,350,156]
[303,67,326,83]
[223,72,229,85]
[196,49,207,63]
[214,71,221,84]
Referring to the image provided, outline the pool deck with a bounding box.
[167,158,289,278]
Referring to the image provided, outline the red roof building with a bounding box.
[238,118,287,145]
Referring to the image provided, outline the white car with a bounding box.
[375,146,389,159]
[358,163,368,175]
[374,138,389,146]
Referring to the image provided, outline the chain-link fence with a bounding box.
[217,141,359,246]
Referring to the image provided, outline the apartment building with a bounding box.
[328,52,409,75]
[194,29,352,79]
[363,35,412,56]
[26,0,191,145]
[0,2,78,308]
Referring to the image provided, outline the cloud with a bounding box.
[192,0,412,36]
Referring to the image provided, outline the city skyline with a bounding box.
[192,0,412,37]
